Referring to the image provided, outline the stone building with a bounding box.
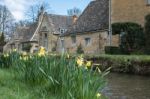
[111,0,150,26]
[59,0,109,54]
[59,0,150,54]
[34,12,73,52]
[3,23,37,52]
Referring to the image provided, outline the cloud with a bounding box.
[0,0,38,21]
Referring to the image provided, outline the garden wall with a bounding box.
[87,55,150,76]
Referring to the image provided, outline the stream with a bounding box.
[102,73,150,99]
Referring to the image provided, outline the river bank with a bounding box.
[87,55,150,76]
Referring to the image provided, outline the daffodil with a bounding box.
[12,48,17,52]
[38,46,46,56]
[67,53,70,59]
[96,93,101,98]
[4,53,9,58]
[76,57,84,66]
[86,61,92,67]
[22,52,27,56]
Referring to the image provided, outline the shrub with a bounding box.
[76,43,84,54]
[105,46,121,55]
[144,14,150,54]
[112,22,145,54]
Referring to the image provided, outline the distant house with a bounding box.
[34,11,73,52]
[3,23,37,53]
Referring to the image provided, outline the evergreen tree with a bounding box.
[0,32,5,45]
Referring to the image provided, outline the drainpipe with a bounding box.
[109,0,112,46]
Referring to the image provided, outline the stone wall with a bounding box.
[61,31,109,54]
[112,0,150,26]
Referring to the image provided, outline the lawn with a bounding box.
[0,69,57,99]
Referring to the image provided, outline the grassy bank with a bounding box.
[0,50,107,99]
[0,69,57,99]
[87,55,150,76]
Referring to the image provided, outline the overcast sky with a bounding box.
[0,0,91,21]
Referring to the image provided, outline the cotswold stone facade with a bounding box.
[63,31,108,54]
[37,13,72,52]
[112,0,150,26]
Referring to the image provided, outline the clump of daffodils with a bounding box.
[3,53,9,58]
[20,51,29,61]
[76,55,92,69]
[38,46,46,56]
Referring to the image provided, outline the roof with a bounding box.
[62,0,109,36]
[13,23,37,43]
[47,14,73,34]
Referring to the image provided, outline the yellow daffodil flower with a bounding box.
[38,46,46,56]
[67,53,70,59]
[22,52,27,56]
[4,53,9,58]
[12,48,17,52]
[86,61,92,67]
[96,93,101,98]
[76,57,84,66]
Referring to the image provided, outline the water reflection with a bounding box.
[102,73,150,99]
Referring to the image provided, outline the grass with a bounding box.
[0,68,57,99]
[86,54,150,62]
[0,51,106,99]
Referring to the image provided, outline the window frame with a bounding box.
[85,37,91,46]
[71,35,76,44]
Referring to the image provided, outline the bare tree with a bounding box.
[0,5,15,40]
[25,1,51,23]
[67,7,82,16]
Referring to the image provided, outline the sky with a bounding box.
[0,0,91,21]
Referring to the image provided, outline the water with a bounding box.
[102,73,150,99]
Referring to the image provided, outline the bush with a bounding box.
[76,44,84,54]
[105,46,121,54]
[112,22,145,54]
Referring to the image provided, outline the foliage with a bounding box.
[0,32,6,45]
[105,46,121,55]
[88,55,150,75]
[0,51,107,99]
[144,14,150,54]
[76,44,84,54]
[112,22,145,53]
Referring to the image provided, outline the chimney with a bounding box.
[72,15,78,24]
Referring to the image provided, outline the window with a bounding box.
[85,38,91,46]
[61,39,64,48]
[44,33,48,49]
[71,36,76,44]
[60,29,67,34]
[147,0,150,5]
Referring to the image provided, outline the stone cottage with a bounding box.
[33,10,73,52]
[3,23,37,53]
[59,0,150,54]
[59,0,109,54]
[4,7,73,53]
